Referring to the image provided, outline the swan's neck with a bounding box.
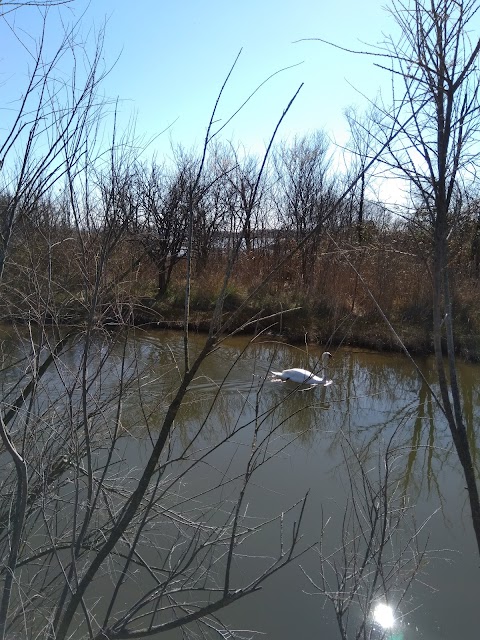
[321,357,329,379]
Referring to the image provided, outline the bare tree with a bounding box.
[370,0,480,555]
[273,132,338,288]
[0,8,109,279]
[0,10,114,636]
[132,157,191,298]
[190,143,235,272]
[229,150,269,253]
[344,106,381,243]
[0,0,72,17]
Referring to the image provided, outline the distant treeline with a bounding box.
[2,132,480,356]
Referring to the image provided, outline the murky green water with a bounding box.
[1,328,478,639]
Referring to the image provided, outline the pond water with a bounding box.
[120,331,479,639]
[1,328,479,639]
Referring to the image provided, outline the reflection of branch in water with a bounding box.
[402,375,437,497]
[302,428,439,640]
[461,369,480,476]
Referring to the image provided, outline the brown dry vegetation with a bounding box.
[4,211,480,360]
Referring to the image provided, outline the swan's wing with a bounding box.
[288,368,311,377]
[281,368,313,382]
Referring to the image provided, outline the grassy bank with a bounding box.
[96,246,480,361]
[3,224,480,360]
[125,293,480,361]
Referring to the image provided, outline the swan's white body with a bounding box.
[271,352,333,386]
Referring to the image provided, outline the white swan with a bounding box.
[271,351,333,386]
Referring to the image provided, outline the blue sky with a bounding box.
[3,0,394,161]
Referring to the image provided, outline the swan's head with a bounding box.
[322,351,333,364]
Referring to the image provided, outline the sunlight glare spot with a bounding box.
[373,603,395,629]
